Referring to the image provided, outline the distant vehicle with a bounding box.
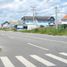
[17,25,23,30]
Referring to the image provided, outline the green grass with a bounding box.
[0,26,67,35]
[0,28,17,31]
[20,27,67,35]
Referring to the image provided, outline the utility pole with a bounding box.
[55,6,58,29]
[31,6,39,26]
[31,6,36,23]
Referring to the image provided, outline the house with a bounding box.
[10,20,25,30]
[58,15,67,29]
[21,16,55,30]
[0,24,2,28]
[61,15,67,24]
[1,20,22,29]
[1,21,10,28]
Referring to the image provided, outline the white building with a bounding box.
[21,16,55,30]
[61,15,67,24]
[27,24,39,30]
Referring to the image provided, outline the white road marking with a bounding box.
[27,43,49,51]
[0,56,15,67]
[46,54,67,64]
[59,52,67,56]
[30,55,55,66]
[16,56,36,67]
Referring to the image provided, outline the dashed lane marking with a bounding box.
[27,43,49,51]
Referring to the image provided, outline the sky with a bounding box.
[0,0,67,23]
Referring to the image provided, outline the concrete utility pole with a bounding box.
[31,6,36,23]
[55,6,58,29]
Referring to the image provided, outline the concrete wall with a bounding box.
[61,21,67,24]
[27,24,39,30]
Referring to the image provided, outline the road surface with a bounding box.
[0,31,67,67]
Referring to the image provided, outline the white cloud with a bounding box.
[0,0,21,9]
[62,2,67,6]
[0,0,61,11]
[0,0,67,22]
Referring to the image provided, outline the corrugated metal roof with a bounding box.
[21,16,55,21]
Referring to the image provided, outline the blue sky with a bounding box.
[0,0,67,23]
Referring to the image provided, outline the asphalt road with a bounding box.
[0,31,67,67]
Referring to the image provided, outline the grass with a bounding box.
[0,28,17,31]
[0,26,67,35]
[19,27,67,35]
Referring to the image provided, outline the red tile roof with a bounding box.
[63,15,67,19]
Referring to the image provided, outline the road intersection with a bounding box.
[0,31,67,67]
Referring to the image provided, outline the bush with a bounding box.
[22,27,67,35]
[0,26,67,35]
